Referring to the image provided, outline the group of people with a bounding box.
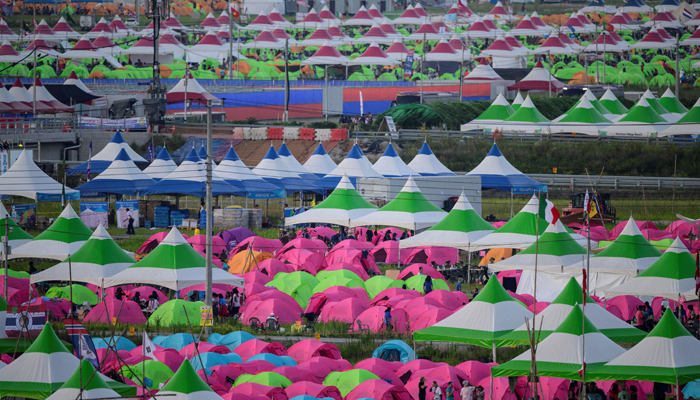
[417,377,484,400]
[114,287,161,314]
[186,288,244,322]
[634,301,699,334]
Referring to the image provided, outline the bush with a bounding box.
[307,121,338,129]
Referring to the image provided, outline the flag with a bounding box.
[404,49,415,79]
[589,191,599,219]
[86,141,92,181]
[5,303,45,338]
[568,24,576,33]
[147,141,154,162]
[507,5,513,14]
[683,8,693,19]
[229,4,240,19]
[584,190,590,220]
[64,318,99,369]
[538,196,560,225]
[359,91,364,116]
[578,362,586,377]
[582,268,587,305]
[297,0,310,7]
[143,330,155,359]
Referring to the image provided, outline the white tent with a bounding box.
[303,143,337,177]
[0,150,79,200]
[372,143,419,177]
[326,143,383,179]
[407,142,455,176]
[10,205,92,260]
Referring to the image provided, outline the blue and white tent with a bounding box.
[253,145,320,193]
[277,143,333,190]
[617,0,651,12]
[76,149,156,196]
[214,147,285,198]
[372,143,418,177]
[143,148,177,180]
[303,143,337,177]
[467,143,547,194]
[68,131,147,175]
[197,146,218,167]
[327,143,383,180]
[407,142,455,176]
[141,149,244,197]
[371,340,416,364]
[655,0,680,11]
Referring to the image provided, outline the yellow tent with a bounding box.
[226,250,273,274]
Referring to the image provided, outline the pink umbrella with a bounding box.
[231,237,283,257]
[279,238,327,255]
[238,271,273,285]
[371,240,400,264]
[287,339,342,363]
[223,383,288,400]
[232,339,288,361]
[324,262,370,281]
[397,263,445,281]
[353,306,409,333]
[402,247,460,266]
[179,342,230,355]
[211,364,248,390]
[370,287,420,305]
[124,286,168,304]
[425,290,466,310]
[396,359,446,383]
[243,282,274,297]
[347,379,412,400]
[319,297,371,324]
[285,381,343,400]
[241,360,277,374]
[278,248,328,275]
[258,259,295,277]
[187,234,227,257]
[358,365,403,386]
[456,361,497,385]
[355,358,403,373]
[411,307,453,331]
[394,296,442,313]
[527,301,550,314]
[83,298,146,325]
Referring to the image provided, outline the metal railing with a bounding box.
[527,174,700,190]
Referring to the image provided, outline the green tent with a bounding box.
[312,276,365,295]
[46,284,99,306]
[265,280,313,308]
[235,372,293,388]
[158,357,222,400]
[404,275,450,294]
[378,72,398,82]
[364,276,403,299]
[315,269,363,282]
[47,359,119,399]
[324,369,381,397]
[0,269,29,279]
[658,88,689,113]
[148,299,204,327]
[120,360,174,391]
[273,271,319,288]
[348,72,371,81]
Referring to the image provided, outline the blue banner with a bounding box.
[404,51,415,79]
[11,204,36,226]
[247,190,286,200]
[37,192,80,201]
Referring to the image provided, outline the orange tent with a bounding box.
[478,248,514,266]
[88,71,106,79]
[569,71,596,85]
[231,61,252,74]
[226,250,273,274]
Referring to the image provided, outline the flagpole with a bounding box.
[532,190,541,399]
[143,329,146,396]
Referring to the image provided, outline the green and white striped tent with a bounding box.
[487,220,588,273]
[550,97,613,135]
[502,95,551,133]
[658,88,689,115]
[103,226,244,291]
[46,359,119,400]
[0,205,33,254]
[10,205,93,260]
[157,356,224,399]
[605,236,698,300]
[350,176,447,231]
[0,324,135,399]
[31,224,134,286]
[511,91,524,110]
[641,89,679,121]
[472,195,589,251]
[660,96,700,137]
[565,217,662,276]
[599,89,629,115]
[399,191,494,251]
[590,310,700,384]
[414,276,531,350]
[284,175,377,227]
[460,94,515,131]
[492,306,627,380]
[605,97,671,136]
[498,278,647,346]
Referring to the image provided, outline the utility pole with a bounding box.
[228,1,233,80]
[284,38,290,122]
[146,0,165,133]
[205,99,213,336]
[675,30,681,97]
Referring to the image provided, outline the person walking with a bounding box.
[431,381,443,400]
[446,382,455,400]
[123,208,135,235]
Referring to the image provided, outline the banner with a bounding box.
[11,204,36,227]
[77,116,147,130]
[404,50,415,79]
[37,192,80,201]
[6,303,46,338]
[0,149,8,175]
[247,190,286,200]
[116,201,139,229]
[80,202,108,229]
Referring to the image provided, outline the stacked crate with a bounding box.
[170,210,187,227]
[213,208,246,228]
[154,206,170,228]
[248,208,263,230]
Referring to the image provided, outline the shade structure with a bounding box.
[631,28,671,49]
[499,278,647,346]
[424,39,465,62]
[11,205,90,260]
[584,32,627,53]
[500,95,551,132]
[158,28,188,57]
[326,143,383,179]
[285,176,377,228]
[166,73,219,104]
[348,41,400,65]
[242,11,276,30]
[268,7,293,27]
[608,10,640,30]
[407,23,447,41]
[0,206,33,253]
[391,5,427,25]
[327,22,349,41]
[351,177,447,231]
[414,276,531,348]
[605,237,697,300]
[549,97,612,135]
[277,143,327,188]
[301,41,351,65]
[158,358,224,400]
[104,227,244,291]
[406,141,455,176]
[342,5,377,26]
[590,310,700,384]
[64,71,99,99]
[253,145,319,193]
[400,191,494,251]
[76,149,156,196]
[661,96,700,136]
[46,359,120,400]
[201,12,221,28]
[242,29,285,49]
[466,143,547,194]
[0,39,21,64]
[461,94,515,131]
[0,19,18,41]
[599,89,629,115]
[85,17,121,39]
[564,217,662,276]
[492,306,627,380]
[659,88,689,114]
[142,149,244,197]
[645,10,682,26]
[508,61,565,93]
[485,1,516,20]
[28,78,73,113]
[353,23,391,44]
[372,143,418,177]
[303,143,337,177]
[368,4,386,20]
[640,89,676,119]
[534,35,579,55]
[509,16,545,36]
[69,131,147,175]
[30,224,133,286]
[488,220,588,273]
[605,97,670,137]
[0,325,134,399]
[31,19,60,41]
[186,30,245,62]
[385,38,411,61]
[294,8,330,29]
[465,58,503,81]
[214,147,284,197]
[480,35,519,58]
[298,28,340,47]
[143,147,178,180]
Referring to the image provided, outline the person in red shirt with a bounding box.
[635,306,646,331]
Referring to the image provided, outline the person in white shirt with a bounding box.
[432,381,443,400]
[123,208,135,235]
[461,381,475,400]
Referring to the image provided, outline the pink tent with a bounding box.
[23,297,71,320]
[96,348,131,372]
[355,358,403,373]
[455,360,497,385]
[527,301,550,314]
[258,259,295,277]
[130,344,165,357]
[425,289,467,310]
[536,377,569,400]
[285,381,342,400]
[373,293,421,309]
[247,290,297,305]
[0,277,38,305]
[223,383,288,400]
[396,263,445,281]
[271,366,314,384]
[278,248,327,275]
[187,235,227,257]
[371,240,401,264]
[491,221,507,229]
[410,307,453,331]
[407,304,437,325]
[353,306,409,333]
[137,231,189,254]
[286,339,342,363]
[86,284,134,298]
[179,286,227,299]
[232,339,288,361]
[609,220,657,239]
[396,359,446,383]
[238,271,273,285]
[497,271,522,288]
[179,342,230,355]
[402,247,460,266]
[482,376,529,400]
[240,298,302,325]
[83,298,146,325]
[651,297,693,320]
[124,286,168,304]
[509,291,534,306]
[305,286,362,315]
[318,297,371,323]
[373,227,405,245]
[571,225,610,242]
[665,220,698,237]
[241,360,277,374]
[279,238,327,255]
[597,381,649,399]
[243,282,273,297]
[606,295,644,321]
[231,237,283,256]
[297,227,336,239]
[606,304,625,320]
[292,360,337,384]
[406,377,448,399]
[346,379,412,400]
[370,287,420,305]
[411,365,469,392]
[329,239,374,252]
[326,249,380,275]
[394,296,442,313]
[211,364,248,390]
[324,262,370,281]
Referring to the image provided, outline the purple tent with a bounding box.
[218,227,257,251]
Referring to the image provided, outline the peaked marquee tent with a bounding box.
[68,131,147,175]
[326,143,383,180]
[303,143,338,177]
[46,359,120,400]
[76,149,156,196]
[0,206,33,253]
[467,144,547,193]
[406,142,455,176]
[214,147,284,198]
[372,143,418,177]
[143,147,178,180]
[0,150,80,200]
[11,205,92,260]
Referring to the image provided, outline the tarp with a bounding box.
[467,144,547,193]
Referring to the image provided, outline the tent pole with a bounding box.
[205,99,213,336]
[492,339,496,363]
[510,188,514,218]
[676,375,680,400]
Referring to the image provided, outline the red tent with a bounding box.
[83,298,146,325]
